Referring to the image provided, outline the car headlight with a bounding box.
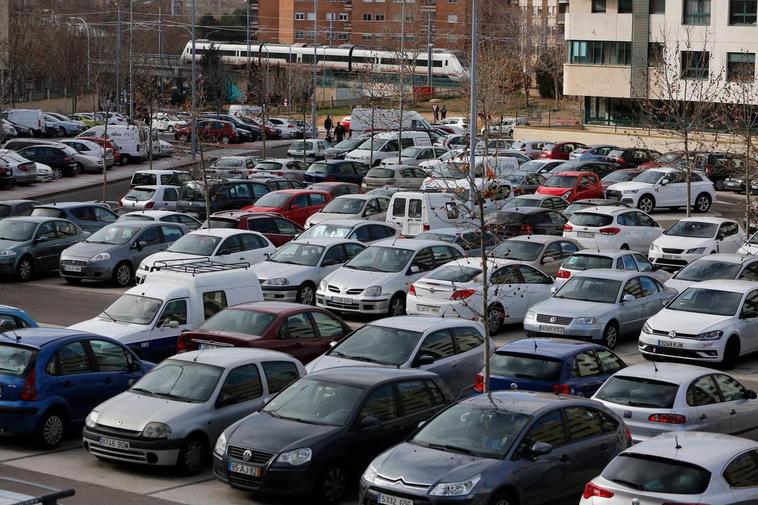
[276,447,312,466]
[525,310,537,321]
[574,317,596,325]
[263,277,289,286]
[734,179,744,184]
[214,433,227,456]
[650,243,660,252]
[429,475,481,496]
[90,252,111,262]
[141,422,171,439]
[686,247,706,254]
[623,189,639,194]
[362,464,378,483]
[642,322,652,334]
[696,330,723,340]
[364,285,382,297]
[319,279,328,291]
[85,410,99,429]
[0,250,17,257]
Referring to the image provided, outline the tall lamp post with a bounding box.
[467,0,477,210]
[191,0,197,160]
[311,0,318,140]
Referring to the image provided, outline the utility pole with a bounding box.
[426,15,432,88]
[128,0,133,119]
[246,0,251,97]
[158,5,163,93]
[191,0,198,160]
[311,0,318,140]
[397,0,405,164]
[468,0,477,211]
[116,1,121,112]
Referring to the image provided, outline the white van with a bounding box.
[229,104,263,117]
[346,131,433,167]
[349,108,432,134]
[69,262,263,362]
[387,191,469,237]
[3,109,45,137]
[78,124,150,163]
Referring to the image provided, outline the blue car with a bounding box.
[0,328,152,448]
[31,202,118,233]
[0,304,38,330]
[475,338,626,397]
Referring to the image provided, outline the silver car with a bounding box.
[524,269,678,349]
[492,235,583,276]
[593,363,758,444]
[59,220,189,287]
[83,348,306,475]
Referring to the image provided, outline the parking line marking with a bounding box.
[145,476,216,496]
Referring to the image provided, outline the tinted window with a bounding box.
[595,349,624,374]
[724,450,758,488]
[53,341,94,375]
[595,376,678,408]
[408,199,422,218]
[518,265,552,284]
[219,364,263,404]
[261,361,300,394]
[622,255,637,270]
[714,374,749,402]
[203,291,228,319]
[397,380,437,416]
[563,254,613,270]
[358,384,398,425]
[0,344,36,377]
[491,352,562,381]
[565,407,603,441]
[451,327,483,353]
[633,254,655,272]
[161,225,184,243]
[570,213,613,227]
[572,352,601,377]
[89,340,130,372]
[157,299,188,326]
[687,375,721,406]
[517,409,567,457]
[417,330,455,360]
[282,313,316,339]
[250,217,276,233]
[602,454,711,494]
[311,311,344,339]
[392,197,406,217]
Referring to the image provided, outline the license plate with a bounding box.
[228,462,261,477]
[63,265,82,272]
[377,494,413,505]
[199,343,220,350]
[416,304,440,314]
[663,254,680,260]
[540,325,565,335]
[333,296,353,304]
[577,232,595,238]
[99,437,130,450]
[657,339,684,349]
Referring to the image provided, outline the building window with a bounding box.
[728,52,756,81]
[447,35,458,44]
[447,14,458,22]
[326,12,335,20]
[683,0,710,25]
[730,0,757,25]
[362,13,372,20]
[650,0,666,13]
[307,30,315,38]
[375,13,385,20]
[568,40,632,66]
[338,32,349,40]
[681,51,709,79]
[648,42,664,66]
[591,0,606,13]
[619,0,633,12]
[307,11,315,20]
[338,12,348,20]
[295,12,305,19]
[295,31,305,39]
[362,33,372,39]
[449,0,458,3]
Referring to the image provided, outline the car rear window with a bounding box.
[563,254,613,271]
[206,217,239,229]
[131,173,157,186]
[367,168,394,178]
[491,352,562,381]
[607,150,624,158]
[0,344,37,377]
[124,188,156,202]
[570,213,613,227]
[595,376,678,408]
[307,163,328,174]
[602,454,711,495]
[426,265,481,282]
[31,208,64,218]
[199,308,276,336]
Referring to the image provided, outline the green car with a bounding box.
[68,113,103,128]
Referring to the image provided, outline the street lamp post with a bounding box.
[129,0,134,119]
[311,0,318,140]
[191,0,197,160]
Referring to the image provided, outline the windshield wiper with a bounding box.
[611,478,644,491]
[152,391,194,402]
[421,442,477,456]
[356,265,382,272]
[0,237,21,241]
[99,310,116,322]
[342,354,380,364]
[130,387,157,397]
[329,350,347,358]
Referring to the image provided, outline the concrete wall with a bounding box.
[1,94,99,115]
[564,65,632,98]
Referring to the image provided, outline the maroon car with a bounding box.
[204,211,303,246]
[174,119,238,144]
[539,141,588,160]
[176,302,351,363]
[307,181,361,198]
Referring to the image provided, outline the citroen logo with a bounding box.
[117,419,123,426]
[632,498,640,505]
[669,330,677,338]
[549,316,557,323]
[242,449,253,461]
[510,383,518,390]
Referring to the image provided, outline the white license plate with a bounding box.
[198,343,221,350]
[416,304,440,314]
[377,494,413,505]
[63,265,82,272]
[540,325,565,335]
[333,296,353,304]
[657,339,684,349]
[663,254,680,260]
[228,462,261,477]
[99,437,129,450]
[577,232,595,238]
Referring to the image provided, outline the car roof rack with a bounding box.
[152,258,250,275]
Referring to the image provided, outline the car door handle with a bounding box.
[559,454,571,462]
[731,409,737,415]
[700,414,708,420]
[103,377,113,384]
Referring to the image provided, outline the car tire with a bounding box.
[487,304,505,335]
[176,435,207,476]
[715,179,725,191]
[76,162,84,174]
[637,195,655,214]
[63,277,82,285]
[601,321,619,350]
[694,193,711,213]
[297,282,316,306]
[388,294,406,317]
[112,262,133,287]
[15,255,33,282]
[52,167,63,179]
[36,409,66,449]
[318,462,347,505]
[721,337,740,369]
[489,490,518,505]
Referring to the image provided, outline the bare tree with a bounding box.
[134,76,164,170]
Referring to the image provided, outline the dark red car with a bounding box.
[240,117,280,140]
[205,211,303,246]
[78,136,122,165]
[536,171,604,202]
[540,141,588,160]
[176,302,351,363]
[241,189,331,226]
[307,181,362,199]
[174,120,238,144]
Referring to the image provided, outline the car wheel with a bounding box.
[487,304,505,334]
[167,125,174,133]
[601,321,619,350]
[637,195,655,213]
[694,193,711,213]
[36,409,66,449]
[721,337,740,369]
[297,282,316,306]
[318,463,347,505]
[63,277,82,285]
[112,262,133,287]
[76,162,84,174]
[388,294,406,317]
[176,436,207,476]
[15,256,33,282]
[52,167,63,179]
[220,136,230,144]
[715,179,725,191]
[489,490,517,505]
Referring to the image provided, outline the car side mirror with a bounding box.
[531,442,553,458]
[541,256,555,264]
[359,416,381,430]
[660,179,669,186]
[35,236,49,243]
[747,390,758,400]
[408,264,421,274]
[329,340,338,347]
[167,320,180,329]
[216,391,235,408]
[415,354,435,366]
[622,293,635,302]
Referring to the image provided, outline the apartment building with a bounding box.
[564,0,758,125]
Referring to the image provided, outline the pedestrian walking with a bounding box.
[334,122,345,142]
[440,105,447,120]
[432,104,439,122]
[324,115,333,141]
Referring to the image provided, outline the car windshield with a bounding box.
[214,158,243,168]
[262,377,364,426]
[100,294,162,325]
[502,174,526,184]
[254,162,284,171]
[657,152,682,163]
[493,240,543,261]
[603,171,638,183]
[491,352,563,381]
[323,198,365,214]
[132,359,223,403]
[329,324,422,366]
[676,260,743,282]
[411,403,530,459]
[436,163,468,180]
[426,265,481,282]
[595,376,678,408]
[123,187,156,202]
[367,168,395,179]
[168,234,221,255]
[633,170,666,184]
[401,147,423,158]
[179,182,206,201]
[298,223,352,240]
[199,308,276,336]
[542,175,577,188]
[86,224,140,245]
[504,197,540,208]
[307,162,328,174]
[0,344,37,377]
[563,254,613,271]
[555,277,621,304]
[665,221,718,238]
[253,192,292,208]
[602,454,711,495]
[289,141,311,151]
[268,242,324,266]
[31,208,64,218]
[344,246,414,272]
[334,138,364,150]
[570,213,613,227]
[667,287,742,316]
[0,220,36,241]
[415,232,455,243]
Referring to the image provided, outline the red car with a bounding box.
[205,211,303,246]
[540,141,588,160]
[174,119,238,144]
[241,117,280,140]
[176,302,351,363]
[536,171,604,202]
[241,189,331,226]
[307,181,361,199]
[78,136,122,165]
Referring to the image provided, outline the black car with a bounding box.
[303,160,368,185]
[214,367,453,504]
[361,391,630,505]
[15,145,79,177]
[0,200,40,219]
[176,179,270,220]
[606,148,660,168]
[546,160,620,179]
[486,207,567,237]
[202,113,260,141]
[323,137,366,160]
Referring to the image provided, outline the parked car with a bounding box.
[649,217,746,270]
[520,159,566,174]
[14,145,79,178]
[209,156,258,179]
[504,194,569,210]
[305,194,389,228]
[0,200,39,219]
[545,160,619,180]
[60,139,114,168]
[360,165,428,192]
[605,147,660,168]
[501,171,546,196]
[510,140,550,159]
[130,169,191,188]
[525,269,678,349]
[0,149,38,186]
[297,219,398,244]
[571,144,617,161]
[307,181,361,199]
[362,391,628,505]
[150,112,188,132]
[239,116,278,139]
[606,167,716,213]
[174,120,238,144]
[204,211,302,246]
[666,253,758,292]
[537,171,604,202]
[247,158,310,182]
[486,208,568,237]
[303,160,368,185]
[77,136,121,165]
[176,179,270,220]
[380,146,448,167]
[43,114,84,136]
[563,198,629,218]
[492,235,583,276]
[480,117,529,136]
[241,189,331,227]
[563,206,663,252]
[286,139,332,162]
[540,141,588,160]
[414,227,498,257]
[117,210,201,230]
[323,137,366,160]
[0,304,38,330]
[8,139,104,174]
[32,202,117,233]
[119,185,180,211]
[267,117,299,138]
[600,167,645,191]
[201,113,259,141]
[555,249,665,287]
[0,328,151,448]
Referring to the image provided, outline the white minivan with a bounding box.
[3,109,45,137]
[345,131,433,167]
[78,124,152,164]
[387,191,469,237]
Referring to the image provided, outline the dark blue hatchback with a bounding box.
[0,328,151,448]
[475,338,626,397]
[303,160,367,185]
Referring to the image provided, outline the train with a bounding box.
[180,40,469,82]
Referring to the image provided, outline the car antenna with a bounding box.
[674,435,681,450]
[533,338,538,351]
[652,360,659,373]
[192,347,206,362]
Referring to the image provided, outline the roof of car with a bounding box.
[463,391,591,413]
[417,227,465,236]
[131,185,166,190]
[188,228,260,238]
[35,202,110,210]
[309,181,359,187]
[307,365,439,387]
[370,315,482,332]
[513,194,561,201]
[291,237,363,247]
[261,189,328,196]
[688,253,758,265]
[498,338,604,358]
[332,193,376,201]
[170,347,296,367]
[572,268,644,281]
[306,218,375,227]
[120,210,187,219]
[0,328,100,348]
[574,205,634,215]
[228,301,327,315]
[133,169,182,175]
[0,200,40,206]
[442,257,522,270]
[552,171,589,177]
[372,238,456,250]
[569,249,638,259]
[678,217,736,225]
[687,279,758,293]
[210,210,281,220]
[624,432,758,466]
[5,216,65,224]
[569,199,627,205]
[502,234,568,245]
[499,207,555,215]
[613,362,720,385]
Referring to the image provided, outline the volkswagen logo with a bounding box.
[510,383,518,390]
[623,410,632,419]
[669,330,677,338]
[242,449,253,462]
[549,316,557,323]
[632,498,640,505]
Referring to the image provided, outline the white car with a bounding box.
[639,279,758,368]
[208,156,258,178]
[417,148,464,171]
[119,185,180,211]
[563,206,663,252]
[286,139,331,161]
[151,112,187,133]
[155,140,175,158]
[117,210,201,230]
[136,229,275,282]
[606,167,716,213]
[665,253,758,292]
[267,117,299,139]
[554,249,666,287]
[479,117,528,137]
[649,217,747,270]
[581,432,758,505]
[436,116,468,131]
[297,219,399,244]
[739,230,758,255]
[379,146,448,167]
[251,238,365,305]
[305,194,390,228]
[315,239,464,316]
[406,257,554,333]
[35,162,54,182]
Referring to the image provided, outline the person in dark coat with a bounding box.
[432,104,439,122]
[334,122,345,142]
[324,115,333,140]
[440,105,447,119]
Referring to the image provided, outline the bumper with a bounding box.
[359,482,485,505]
[638,332,723,362]
[523,321,604,341]
[723,181,747,192]
[213,453,317,495]
[13,173,37,184]
[406,299,478,320]
[0,258,18,275]
[83,427,182,466]
[59,260,115,280]
[648,251,700,270]
[0,403,42,434]
[262,287,299,302]
[316,291,391,314]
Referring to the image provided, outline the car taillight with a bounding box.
[563,224,573,232]
[409,284,416,296]
[63,156,72,162]
[287,123,294,128]
[145,201,155,209]
[450,288,476,300]
[520,223,533,235]
[648,413,687,424]
[556,269,571,279]
[624,425,632,446]
[616,157,625,165]
[552,384,570,394]
[176,334,191,353]
[423,224,430,231]
[583,482,614,499]
[20,368,36,401]
[473,372,484,393]
[599,227,621,235]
